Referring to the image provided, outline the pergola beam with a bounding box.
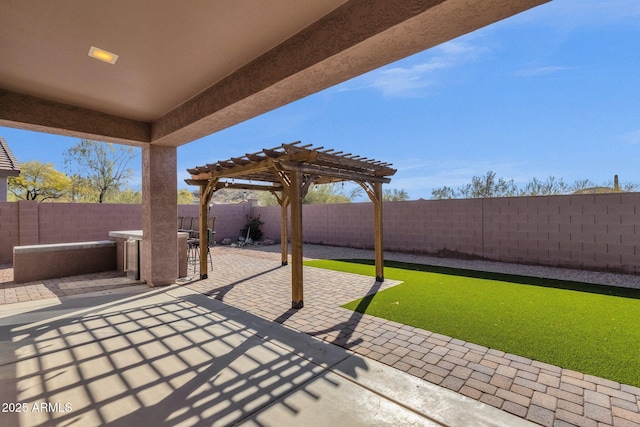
[216,182,284,192]
[278,160,391,184]
[189,149,318,181]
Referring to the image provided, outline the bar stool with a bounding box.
[186,228,214,274]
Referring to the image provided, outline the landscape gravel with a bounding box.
[212,243,640,290]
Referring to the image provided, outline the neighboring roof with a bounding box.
[573,187,617,195]
[0,137,20,177]
[186,142,396,190]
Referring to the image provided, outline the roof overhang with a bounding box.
[0,137,21,176]
[0,0,550,147]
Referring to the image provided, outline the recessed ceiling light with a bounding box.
[88,46,118,64]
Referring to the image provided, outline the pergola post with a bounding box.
[199,178,218,279]
[272,188,290,266]
[372,181,384,282]
[359,180,385,282]
[290,170,304,309]
[280,199,289,266]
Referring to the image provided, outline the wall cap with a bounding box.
[14,240,115,254]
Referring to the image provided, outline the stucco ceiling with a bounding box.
[0,0,348,122]
[0,0,549,147]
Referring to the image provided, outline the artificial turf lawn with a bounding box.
[304,259,640,387]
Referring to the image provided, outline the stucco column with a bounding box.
[142,145,177,286]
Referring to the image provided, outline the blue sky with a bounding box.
[2,0,639,200]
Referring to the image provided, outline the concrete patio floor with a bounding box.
[1,244,639,426]
[0,282,533,427]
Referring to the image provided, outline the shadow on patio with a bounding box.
[0,284,441,427]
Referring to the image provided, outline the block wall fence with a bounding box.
[1,193,639,274]
[0,201,252,265]
[256,192,640,275]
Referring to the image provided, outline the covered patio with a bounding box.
[186,142,396,308]
[0,0,549,286]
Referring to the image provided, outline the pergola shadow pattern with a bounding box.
[0,288,382,427]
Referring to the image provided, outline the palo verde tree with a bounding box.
[303,183,360,204]
[519,176,569,196]
[458,171,517,198]
[8,161,71,201]
[382,188,410,201]
[257,182,363,206]
[64,139,137,203]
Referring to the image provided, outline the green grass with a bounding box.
[304,259,640,387]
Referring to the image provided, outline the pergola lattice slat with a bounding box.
[186,141,396,309]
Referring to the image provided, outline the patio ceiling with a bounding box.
[0,0,549,148]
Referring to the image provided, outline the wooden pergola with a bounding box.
[186,142,396,309]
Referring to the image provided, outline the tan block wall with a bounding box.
[37,203,143,244]
[0,202,19,264]
[252,204,282,242]
[255,193,640,274]
[1,202,143,265]
[178,202,253,242]
[1,194,639,274]
[18,201,39,245]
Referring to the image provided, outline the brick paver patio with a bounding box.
[184,250,640,427]
[1,247,639,427]
[0,268,141,304]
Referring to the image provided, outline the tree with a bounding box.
[8,161,71,201]
[382,188,410,201]
[603,175,640,192]
[432,173,640,199]
[303,183,355,204]
[67,174,95,202]
[105,186,142,204]
[431,186,457,200]
[257,182,363,205]
[64,139,137,203]
[458,171,517,198]
[177,188,194,205]
[571,179,596,193]
[621,182,640,192]
[520,176,569,196]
